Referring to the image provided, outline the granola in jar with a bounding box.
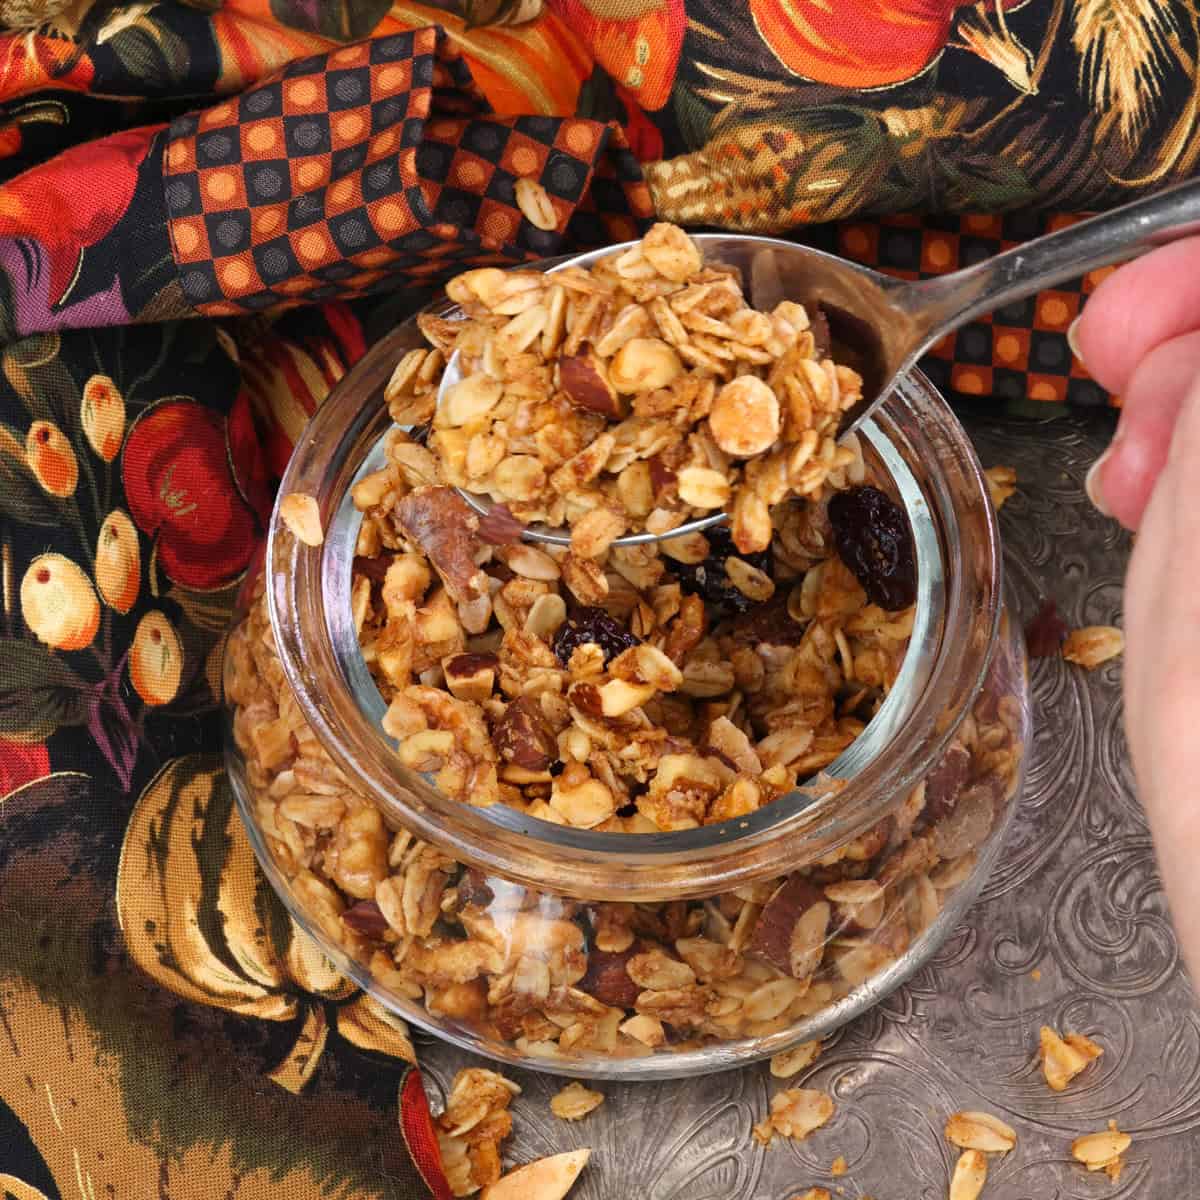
[225,236,1026,1066]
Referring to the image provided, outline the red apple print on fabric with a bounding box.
[122,399,261,590]
[0,125,148,309]
[0,739,50,797]
[749,0,1035,93]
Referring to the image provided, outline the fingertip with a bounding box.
[1075,238,1200,393]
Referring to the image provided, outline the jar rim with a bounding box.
[267,235,1002,902]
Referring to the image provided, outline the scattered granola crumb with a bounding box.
[753,1088,835,1148]
[984,465,1017,510]
[1030,968,1041,981]
[550,1081,605,1122]
[830,1155,847,1176]
[790,1190,831,1200]
[435,1068,521,1196]
[949,1149,988,1200]
[945,1110,1017,1154]
[279,492,324,547]
[1063,625,1124,670]
[480,1148,591,1200]
[1025,599,1067,658]
[1039,1026,1103,1092]
[770,1039,822,1078]
[1071,1121,1130,1182]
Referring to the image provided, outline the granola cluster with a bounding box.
[386,224,864,556]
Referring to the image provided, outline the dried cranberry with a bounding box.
[1025,599,1068,658]
[552,606,640,666]
[828,485,916,611]
[673,524,773,615]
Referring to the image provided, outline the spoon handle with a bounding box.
[892,178,1200,351]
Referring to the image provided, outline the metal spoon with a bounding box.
[436,179,1200,546]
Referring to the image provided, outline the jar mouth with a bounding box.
[268,235,1001,902]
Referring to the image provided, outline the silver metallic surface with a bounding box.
[415,409,1196,1199]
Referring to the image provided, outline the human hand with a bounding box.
[1074,237,1200,530]
[1076,238,1200,975]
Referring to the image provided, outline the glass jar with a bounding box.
[224,237,1029,1080]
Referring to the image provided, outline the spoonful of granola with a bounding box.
[397,181,1200,554]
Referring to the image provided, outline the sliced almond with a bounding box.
[514,177,558,232]
[597,677,657,717]
[439,374,503,427]
[1062,625,1124,670]
[480,1149,591,1200]
[949,1149,988,1200]
[1071,1126,1131,1170]
[619,1013,665,1047]
[1039,1025,1102,1091]
[944,1110,1017,1154]
[279,493,323,546]
[770,1039,822,1078]
[550,1081,604,1122]
[677,466,731,510]
[823,880,884,905]
[524,593,567,641]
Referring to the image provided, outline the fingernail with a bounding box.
[1085,444,1114,516]
[1067,316,1084,364]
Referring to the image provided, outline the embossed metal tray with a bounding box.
[418,408,1185,1200]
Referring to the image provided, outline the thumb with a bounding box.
[1088,329,1200,530]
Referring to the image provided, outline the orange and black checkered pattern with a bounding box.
[161,28,652,318]
[817,212,1110,410]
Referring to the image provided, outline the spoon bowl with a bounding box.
[434,181,1200,545]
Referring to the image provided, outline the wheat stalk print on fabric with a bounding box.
[0,1,1190,1198]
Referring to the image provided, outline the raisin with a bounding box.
[827,485,916,611]
[672,524,773,615]
[552,606,640,666]
[1025,598,1067,658]
[730,593,807,645]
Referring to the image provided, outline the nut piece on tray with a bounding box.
[479,1148,592,1200]
[949,1149,988,1200]
[752,1087,835,1148]
[1071,1121,1131,1183]
[550,1080,605,1121]
[944,1110,1017,1154]
[1038,1025,1103,1091]
[427,223,866,553]
[1062,625,1124,670]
